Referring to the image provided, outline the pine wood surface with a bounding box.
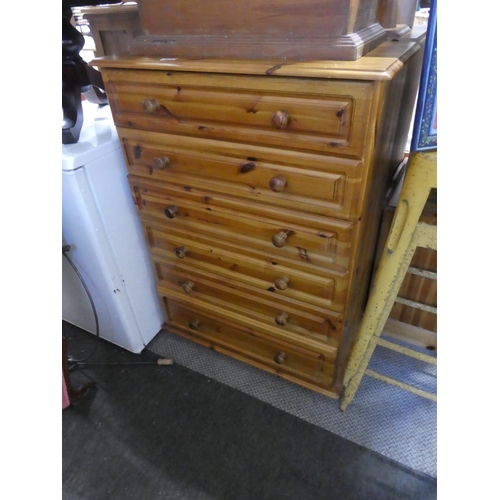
[97,39,423,396]
[91,39,420,80]
[119,128,365,219]
[144,222,348,311]
[104,69,373,157]
[154,259,342,344]
[130,176,354,273]
[163,300,337,390]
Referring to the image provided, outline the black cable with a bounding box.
[62,244,100,364]
[62,245,174,370]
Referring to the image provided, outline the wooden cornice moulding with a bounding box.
[130,0,390,61]
[129,24,387,61]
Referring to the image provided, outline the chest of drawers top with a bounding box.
[92,40,420,80]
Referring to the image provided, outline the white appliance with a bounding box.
[62,101,164,353]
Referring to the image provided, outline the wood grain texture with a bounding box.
[104,69,372,157]
[80,3,142,57]
[118,127,365,219]
[130,176,354,273]
[144,221,349,311]
[131,0,385,60]
[161,299,337,388]
[157,267,342,345]
[138,0,360,37]
[99,39,423,397]
[92,40,420,81]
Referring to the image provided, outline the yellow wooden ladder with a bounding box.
[340,150,437,411]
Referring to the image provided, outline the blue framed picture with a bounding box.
[411,3,437,152]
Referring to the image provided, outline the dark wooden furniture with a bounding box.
[130,0,389,61]
[80,3,143,58]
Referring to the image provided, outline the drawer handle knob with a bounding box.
[182,280,194,294]
[142,98,161,114]
[174,246,188,259]
[275,312,288,327]
[270,110,290,129]
[274,277,289,291]
[153,156,170,169]
[269,175,287,192]
[189,319,200,330]
[274,351,286,364]
[272,230,288,248]
[164,205,179,219]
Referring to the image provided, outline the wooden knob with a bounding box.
[275,312,288,326]
[189,319,200,330]
[164,205,179,219]
[269,175,287,192]
[270,110,290,129]
[174,246,188,259]
[274,277,289,291]
[272,230,288,248]
[182,280,194,293]
[142,98,161,114]
[274,351,286,364]
[153,156,170,169]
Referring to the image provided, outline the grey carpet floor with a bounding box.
[147,329,437,478]
[63,324,436,500]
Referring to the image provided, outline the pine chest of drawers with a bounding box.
[94,39,423,397]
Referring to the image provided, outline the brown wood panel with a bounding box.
[130,176,354,273]
[93,39,421,81]
[143,222,348,311]
[103,69,373,157]
[80,4,142,57]
[129,0,386,61]
[119,128,365,220]
[155,262,342,345]
[161,298,337,389]
[159,284,337,353]
[137,0,375,39]
[93,38,423,397]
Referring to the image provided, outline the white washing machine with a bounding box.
[62,100,164,353]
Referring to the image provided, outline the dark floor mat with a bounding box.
[62,323,437,500]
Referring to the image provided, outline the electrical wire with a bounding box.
[62,244,100,364]
[62,245,173,369]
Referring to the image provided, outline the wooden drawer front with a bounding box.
[162,298,336,388]
[145,223,348,311]
[131,177,353,273]
[156,264,341,344]
[104,69,373,157]
[120,129,364,219]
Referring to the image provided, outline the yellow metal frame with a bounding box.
[340,150,437,411]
